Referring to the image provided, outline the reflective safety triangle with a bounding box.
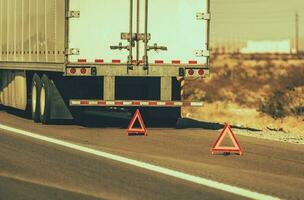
[127,109,147,136]
[211,123,243,155]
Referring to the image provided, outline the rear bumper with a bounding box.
[65,63,210,78]
[70,100,203,107]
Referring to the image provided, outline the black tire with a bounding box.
[40,75,52,124]
[31,74,41,123]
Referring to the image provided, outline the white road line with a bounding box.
[0,124,281,200]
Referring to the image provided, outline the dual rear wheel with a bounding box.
[31,74,51,124]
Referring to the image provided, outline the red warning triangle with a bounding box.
[127,109,147,136]
[211,123,243,155]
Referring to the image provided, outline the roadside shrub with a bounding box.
[260,91,288,119]
[292,106,304,116]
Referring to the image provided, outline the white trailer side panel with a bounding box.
[0,0,66,63]
[69,0,208,64]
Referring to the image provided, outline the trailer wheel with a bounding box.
[31,74,41,123]
[40,75,52,124]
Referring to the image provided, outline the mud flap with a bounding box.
[49,80,73,120]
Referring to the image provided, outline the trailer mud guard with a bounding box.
[49,79,73,120]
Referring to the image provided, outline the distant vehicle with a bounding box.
[241,40,291,54]
[0,0,210,124]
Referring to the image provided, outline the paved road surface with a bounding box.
[0,110,303,200]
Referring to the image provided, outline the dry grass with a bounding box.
[183,55,304,134]
[183,103,304,134]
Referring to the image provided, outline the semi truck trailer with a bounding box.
[0,0,210,124]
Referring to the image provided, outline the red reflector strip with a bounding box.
[112,59,121,63]
[115,101,124,106]
[132,60,144,64]
[70,100,203,107]
[189,60,198,65]
[78,59,87,63]
[132,101,141,106]
[182,102,191,107]
[149,101,158,106]
[97,101,107,105]
[155,60,164,64]
[80,100,89,105]
[95,59,104,63]
[165,101,175,106]
[172,60,181,64]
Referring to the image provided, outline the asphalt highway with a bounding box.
[0,110,303,200]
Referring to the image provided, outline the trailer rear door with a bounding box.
[69,0,208,65]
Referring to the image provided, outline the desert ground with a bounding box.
[183,54,304,143]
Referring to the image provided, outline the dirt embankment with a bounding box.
[183,55,304,135]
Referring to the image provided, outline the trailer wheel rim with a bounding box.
[32,85,37,113]
[40,86,46,116]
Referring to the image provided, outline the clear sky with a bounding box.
[210,0,304,49]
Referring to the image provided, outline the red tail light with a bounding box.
[188,69,194,76]
[198,69,205,76]
[80,68,87,74]
[70,68,76,74]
